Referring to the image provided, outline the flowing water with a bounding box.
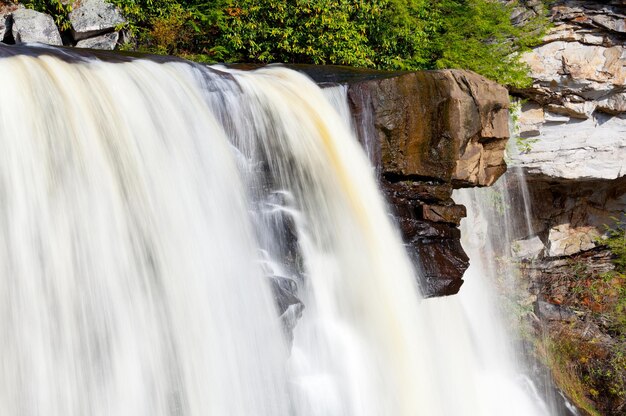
[0,44,553,415]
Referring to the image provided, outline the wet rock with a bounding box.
[535,301,577,322]
[11,8,62,45]
[268,276,304,343]
[244,65,510,297]
[413,239,468,297]
[69,0,126,41]
[269,276,301,316]
[420,204,467,225]
[382,180,453,203]
[345,70,509,188]
[75,31,119,50]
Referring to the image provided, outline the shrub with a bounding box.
[22,0,73,31]
[24,0,550,86]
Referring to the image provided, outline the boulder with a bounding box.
[11,9,62,45]
[512,235,545,259]
[347,70,509,188]
[69,0,125,41]
[547,224,599,257]
[75,31,119,50]
[268,276,304,344]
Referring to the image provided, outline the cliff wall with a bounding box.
[509,2,626,413]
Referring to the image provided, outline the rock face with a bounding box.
[10,8,62,45]
[69,0,126,41]
[299,66,510,296]
[512,176,626,257]
[508,2,626,412]
[513,0,626,181]
[353,70,509,297]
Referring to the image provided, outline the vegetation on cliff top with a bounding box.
[23,0,549,87]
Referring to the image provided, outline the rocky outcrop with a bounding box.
[10,8,62,45]
[513,177,626,256]
[505,3,626,412]
[69,0,125,41]
[513,0,626,181]
[0,1,125,50]
[299,66,510,296]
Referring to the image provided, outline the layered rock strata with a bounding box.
[509,1,626,413]
[513,0,626,181]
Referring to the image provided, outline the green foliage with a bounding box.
[216,0,547,85]
[509,98,539,154]
[516,136,539,154]
[108,0,228,58]
[544,331,626,414]
[431,0,547,87]
[24,0,550,86]
[217,0,378,66]
[601,219,626,274]
[22,0,73,30]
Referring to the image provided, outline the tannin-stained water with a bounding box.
[0,44,552,415]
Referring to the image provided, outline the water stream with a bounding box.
[0,44,554,415]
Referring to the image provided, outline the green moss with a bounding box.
[541,334,603,416]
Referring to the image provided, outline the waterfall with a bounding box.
[452,174,579,416]
[0,44,552,415]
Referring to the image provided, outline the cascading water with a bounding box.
[451,173,579,416]
[0,44,553,415]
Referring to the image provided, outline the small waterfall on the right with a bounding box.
[451,170,580,416]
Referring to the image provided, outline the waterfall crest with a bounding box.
[0,45,552,416]
[0,46,429,416]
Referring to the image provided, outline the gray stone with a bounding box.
[69,0,125,41]
[513,1,626,182]
[596,93,626,114]
[513,112,626,180]
[512,235,545,259]
[75,31,119,50]
[535,301,577,322]
[11,9,62,46]
[544,111,570,123]
[591,14,626,33]
[268,276,304,345]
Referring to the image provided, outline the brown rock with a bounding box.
[265,65,510,297]
[344,70,509,187]
[421,204,467,225]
